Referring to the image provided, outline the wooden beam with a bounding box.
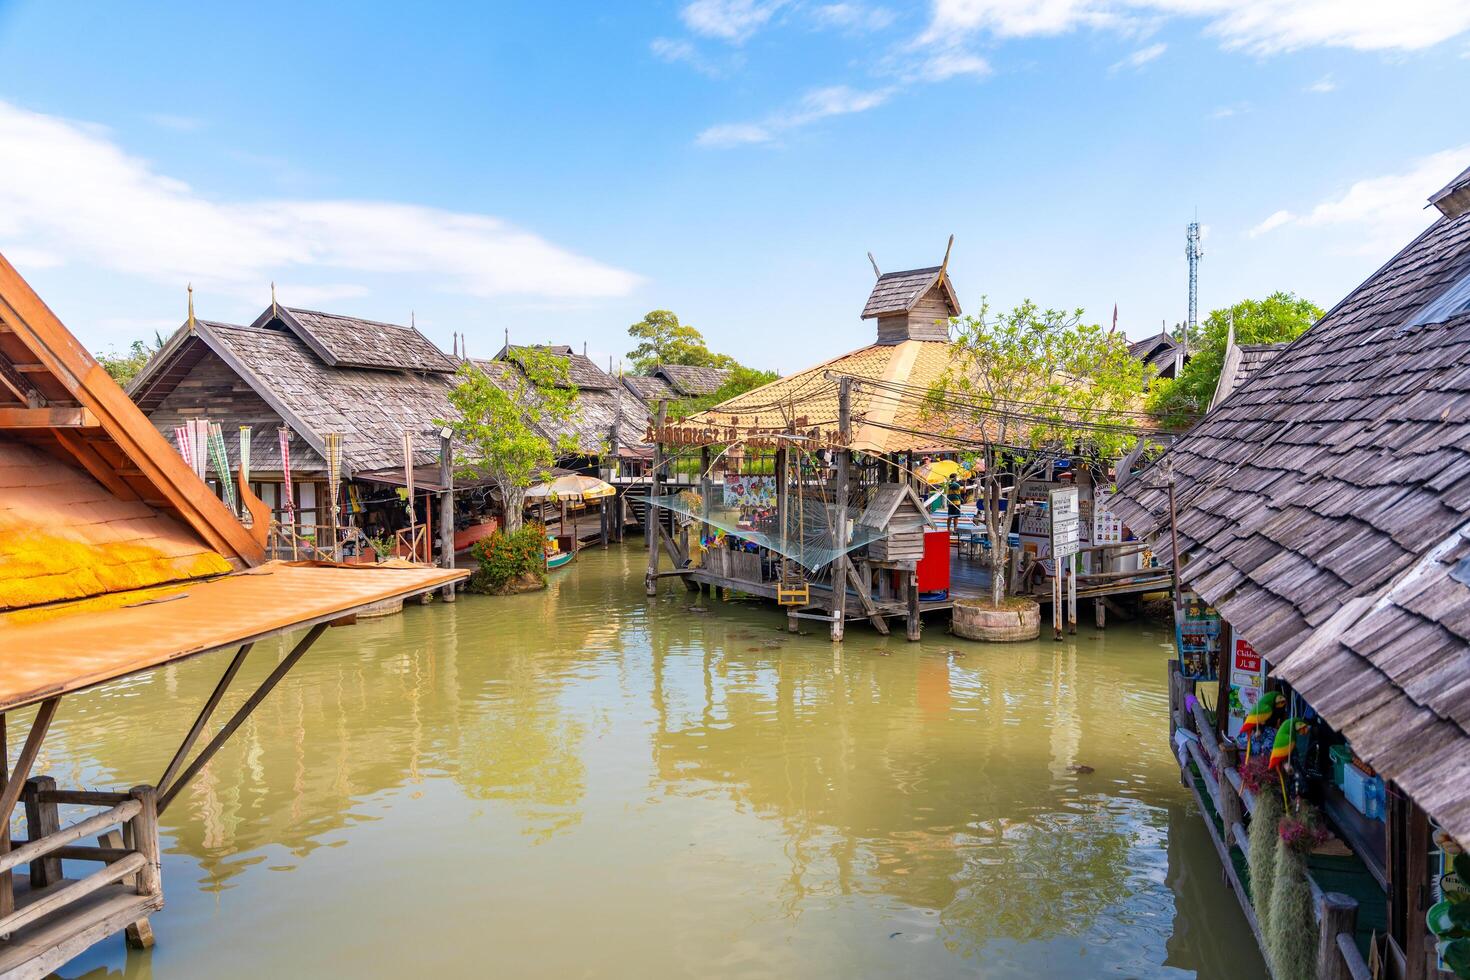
[157,643,253,798]
[844,562,889,635]
[0,406,96,428]
[0,351,43,408]
[51,427,140,502]
[158,624,328,815]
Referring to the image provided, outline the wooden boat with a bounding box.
[547,550,573,570]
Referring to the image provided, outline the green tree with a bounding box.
[626,310,735,373]
[928,300,1149,606]
[1147,292,1321,427]
[96,334,164,385]
[440,348,581,532]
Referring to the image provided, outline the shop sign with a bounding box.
[1176,590,1221,681]
[1093,486,1123,545]
[1050,487,1080,558]
[1226,637,1267,738]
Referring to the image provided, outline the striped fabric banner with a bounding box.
[278,426,296,525]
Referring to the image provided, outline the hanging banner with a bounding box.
[207,422,237,515]
[174,425,194,472]
[1176,590,1221,681]
[238,426,252,488]
[326,432,343,530]
[1226,636,1267,738]
[722,474,776,508]
[278,426,296,525]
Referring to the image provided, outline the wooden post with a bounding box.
[831,379,852,642]
[0,712,8,920]
[700,445,712,556]
[1316,892,1358,980]
[0,698,57,919]
[1052,562,1062,641]
[1219,765,1243,845]
[439,430,456,601]
[1166,460,1182,610]
[1067,552,1077,634]
[906,572,921,641]
[646,400,666,596]
[22,776,61,887]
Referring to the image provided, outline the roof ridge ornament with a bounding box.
[187,283,195,334]
[271,281,278,319]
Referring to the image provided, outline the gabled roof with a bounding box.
[653,363,730,396]
[1127,331,1181,363]
[1112,194,1470,842]
[1209,340,1289,411]
[1431,164,1470,219]
[131,319,460,475]
[861,266,961,319]
[497,344,617,390]
[855,482,935,529]
[469,356,649,455]
[250,305,456,374]
[621,373,676,405]
[0,255,263,571]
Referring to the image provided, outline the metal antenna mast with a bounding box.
[1185,219,1203,348]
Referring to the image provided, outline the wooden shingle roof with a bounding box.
[653,364,729,396]
[250,306,456,374]
[861,266,959,319]
[499,344,617,390]
[621,374,676,405]
[1113,198,1470,841]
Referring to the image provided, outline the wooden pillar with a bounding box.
[699,445,712,543]
[1316,892,1359,980]
[0,712,8,920]
[831,379,851,642]
[1219,764,1243,846]
[22,776,61,886]
[1052,562,1062,641]
[646,400,666,596]
[1067,553,1077,634]
[438,430,456,601]
[906,571,921,641]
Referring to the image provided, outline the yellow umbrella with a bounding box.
[917,460,971,484]
[525,474,617,500]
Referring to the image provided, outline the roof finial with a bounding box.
[939,234,954,281]
[867,251,881,279]
[504,327,509,353]
[583,341,588,357]
[411,310,416,330]
[271,281,278,319]
[187,282,196,333]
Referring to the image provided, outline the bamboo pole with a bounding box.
[646,400,666,596]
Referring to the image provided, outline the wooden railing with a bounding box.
[1168,666,1371,980]
[0,780,161,945]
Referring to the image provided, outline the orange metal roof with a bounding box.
[0,561,466,713]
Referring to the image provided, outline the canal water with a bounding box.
[33,544,1266,979]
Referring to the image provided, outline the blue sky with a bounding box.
[0,0,1467,373]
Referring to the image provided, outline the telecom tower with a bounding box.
[1185,220,1203,347]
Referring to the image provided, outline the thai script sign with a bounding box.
[646,418,848,449]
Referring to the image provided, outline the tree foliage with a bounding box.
[440,348,580,532]
[928,300,1149,605]
[1147,292,1322,428]
[626,310,736,374]
[96,334,164,385]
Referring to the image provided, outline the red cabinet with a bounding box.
[916,529,951,593]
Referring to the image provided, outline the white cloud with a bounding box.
[650,37,725,77]
[1248,146,1470,254]
[697,84,892,147]
[811,3,897,32]
[1248,209,1296,237]
[681,0,788,42]
[917,0,1470,54]
[0,99,640,301]
[1109,41,1166,72]
[916,49,992,80]
[1305,73,1336,93]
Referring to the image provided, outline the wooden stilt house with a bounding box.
[1115,164,1470,979]
[0,253,464,976]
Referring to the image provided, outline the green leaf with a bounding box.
[1428,901,1470,938]
[1443,938,1470,977]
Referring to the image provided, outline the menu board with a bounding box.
[1093,486,1123,545]
[1176,591,1221,681]
[1226,637,1266,737]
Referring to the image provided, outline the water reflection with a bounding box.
[33,544,1264,978]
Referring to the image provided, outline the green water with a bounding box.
[29,544,1265,978]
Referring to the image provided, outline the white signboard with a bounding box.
[1093,486,1123,545]
[1050,486,1080,559]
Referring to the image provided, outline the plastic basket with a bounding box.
[1329,744,1353,787]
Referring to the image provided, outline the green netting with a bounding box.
[646,491,891,572]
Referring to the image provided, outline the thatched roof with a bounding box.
[1112,185,1470,842]
[687,339,969,454]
